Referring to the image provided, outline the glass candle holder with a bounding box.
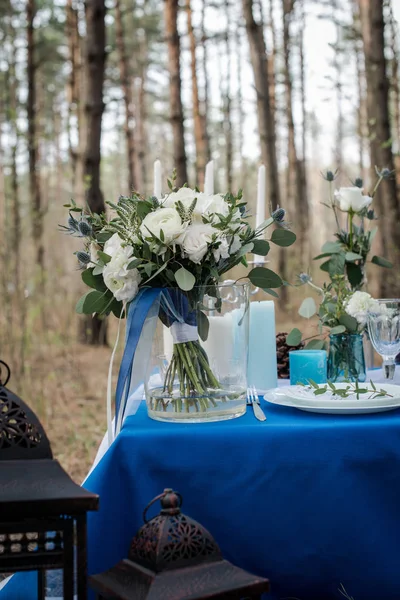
[289,350,327,385]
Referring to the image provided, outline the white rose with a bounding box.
[162,188,197,210]
[103,266,141,302]
[193,193,230,223]
[179,223,215,264]
[335,187,372,213]
[103,232,125,257]
[140,207,186,245]
[345,291,377,326]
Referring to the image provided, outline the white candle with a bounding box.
[201,314,233,379]
[256,165,266,227]
[204,160,214,195]
[247,300,277,392]
[153,160,162,198]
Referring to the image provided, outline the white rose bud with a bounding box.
[179,223,215,264]
[140,207,186,245]
[335,187,372,213]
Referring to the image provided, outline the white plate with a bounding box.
[264,383,400,414]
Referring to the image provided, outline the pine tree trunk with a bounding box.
[223,0,233,191]
[282,0,307,262]
[115,0,136,190]
[27,0,43,271]
[165,0,188,187]
[358,0,400,295]
[186,0,207,188]
[66,0,80,192]
[242,0,280,210]
[388,2,400,193]
[200,0,211,164]
[136,45,147,192]
[298,0,309,262]
[352,0,368,183]
[81,0,107,344]
[266,0,277,127]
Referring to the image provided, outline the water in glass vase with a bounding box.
[145,283,249,423]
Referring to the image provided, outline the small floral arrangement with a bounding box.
[62,176,295,413]
[316,167,393,289]
[287,277,378,348]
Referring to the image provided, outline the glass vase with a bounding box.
[145,283,249,423]
[327,333,366,383]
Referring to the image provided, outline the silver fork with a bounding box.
[246,386,267,421]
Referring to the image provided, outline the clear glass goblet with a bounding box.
[367,299,400,380]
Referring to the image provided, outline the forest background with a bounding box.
[1,0,400,480]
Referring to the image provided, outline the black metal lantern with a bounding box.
[89,488,270,599]
[0,360,99,600]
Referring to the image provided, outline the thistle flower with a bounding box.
[298,272,312,284]
[75,251,91,266]
[375,166,394,179]
[272,207,286,223]
[351,177,363,188]
[321,169,338,182]
[77,220,92,237]
[68,214,79,231]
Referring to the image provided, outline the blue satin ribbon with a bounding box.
[114,287,162,431]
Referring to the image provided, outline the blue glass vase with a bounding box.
[327,333,366,383]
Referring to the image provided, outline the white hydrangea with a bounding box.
[345,291,379,326]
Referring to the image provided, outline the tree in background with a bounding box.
[115,0,136,190]
[358,0,400,295]
[165,0,188,187]
[242,0,280,211]
[82,0,107,343]
[27,0,43,272]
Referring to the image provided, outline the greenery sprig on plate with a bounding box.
[303,379,393,400]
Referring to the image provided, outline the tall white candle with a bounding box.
[201,314,233,379]
[247,300,277,392]
[204,160,214,195]
[256,165,266,227]
[153,160,162,198]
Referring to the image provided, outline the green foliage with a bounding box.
[248,267,283,289]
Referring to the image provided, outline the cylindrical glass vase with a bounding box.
[327,333,366,383]
[145,283,250,422]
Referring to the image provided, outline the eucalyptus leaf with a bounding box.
[144,262,168,284]
[305,339,326,350]
[98,251,111,264]
[96,231,114,243]
[93,264,105,276]
[371,255,393,268]
[81,268,107,292]
[197,310,210,342]
[252,239,270,256]
[298,297,317,319]
[286,328,302,346]
[321,241,342,254]
[328,252,346,277]
[313,252,335,260]
[175,267,196,291]
[338,314,359,333]
[270,229,296,247]
[127,258,142,270]
[330,325,346,335]
[345,252,363,262]
[320,260,331,273]
[237,242,254,258]
[261,287,279,298]
[76,290,109,315]
[248,267,283,289]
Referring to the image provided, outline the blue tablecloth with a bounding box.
[3,398,400,600]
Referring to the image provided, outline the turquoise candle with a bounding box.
[248,301,277,392]
[289,350,327,385]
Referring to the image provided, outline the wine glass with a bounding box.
[367,299,400,380]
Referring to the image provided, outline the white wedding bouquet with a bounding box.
[62,176,295,413]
